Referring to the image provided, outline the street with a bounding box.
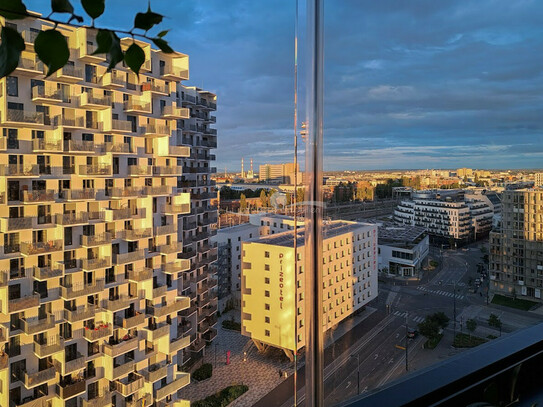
[254,241,543,407]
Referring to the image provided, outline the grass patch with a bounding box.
[193,384,249,407]
[429,260,439,269]
[424,334,443,349]
[491,294,538,311]
[192,363,213,381]
[222,320,241,331]
[487,334,498,339]
[453,333,488,348]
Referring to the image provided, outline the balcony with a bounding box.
[159,63,189,81]
[189,338,206,353]
[0,217,32,231]
[103,335,139,358]
[34,336,64,357]
[118,228,153,241]
[166,145,191,157]
[140,124,171,137]
[141,81,168,94]
[32,138,62,152]
[162,260,191,274]
[16,57,44,76]
[33,265,63,280]
[121,312,146,329]
[162,105,190,119]
[55,212,89,225]
[144,322,170,342]
[82,391,113,407]
[158,242,184,254]
[163,203,191,214]
[105,141,132,153]
[79,164,112,176]
[127,165,152,176]
[124,99,151,113]
[101,71,125,88]
[81,257,112,271]
[145,185,171,196]
[115,373,144,396]
[181,94,196,105]
[23,365,56,388]
[55,64,84,82]
[60,189,96,200]
[153,165,183,176]
[79,41,105,62]
[20,240,62,256]
[112,357,136,380]
[61,280,105,299]
[31,85,64,104]
[204,327,218,342]
[105,207,146,221]
[55,352,87,375]
[56,378,86,399]
[154,224,176,236]
[22,314,55,335]
[11,391,53,407]
[104,295,138,312]
[142,361,168,383]
[84,322,113,341]
[110,187,146,198]
[127,267,153,282]
[155,372,191,400]
[168,335,191,354]
[81,233,112,247]
[3,108,44,127]
[64,139,96,153]
[64,305,100,323]
[152,285,168,298]
[126,394,152,407]
[21,190,55,203]
[147,297,190,318]
[6,294,40,313]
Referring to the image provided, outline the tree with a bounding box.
[239,194,247,212]
[429,312,449,329]
[0,0,174,79]
[418,318,440,341]
[286,193,292,207]
[296,187,305,205]
[488,313,503,336]
[259,190,267,207]
[466,318,477,340]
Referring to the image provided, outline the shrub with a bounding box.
[222,320,241,331]
[193,363,213,381]
[192,384,249,407]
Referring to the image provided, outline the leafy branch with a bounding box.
[0,0,174,79]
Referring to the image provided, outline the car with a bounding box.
[407,329,418,339]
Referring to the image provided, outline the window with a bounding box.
[265,277,270,284]
[264,290,270,297]
[265,316,270,323]
[264,251,270,258]
[265,330,270,337]
[7,76,18,96]
[264,303,270,310]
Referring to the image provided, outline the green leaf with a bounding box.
[106,32,123,71]
[34,29,70,77]
[0,26,25,78]
[0,0,28,19]
[134,4,163,31]
[93,29,113,55]
[157,30,169,38]
[51,0,74,14]
[124,43,145,76]
[81,0,105,19]
[152,38,174,54]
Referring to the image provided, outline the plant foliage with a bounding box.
[0,0,173,78]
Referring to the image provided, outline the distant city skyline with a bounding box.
[25,0,543,170]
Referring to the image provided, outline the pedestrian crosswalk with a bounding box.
[416,286,464,300]
[391,310,425,323]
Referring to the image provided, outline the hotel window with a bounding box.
[265,316,270,323]
[264,251,270,258]
[264,264,270,271]
[264,290,270,297]
[264,303,270,310]
[265,330,270,337]
[7,76,18,96]
[265,277,270,284]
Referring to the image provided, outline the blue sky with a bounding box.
[25,0,543,171]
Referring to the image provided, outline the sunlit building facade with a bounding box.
[0,14,217,407]
[490,189,543,301]
[241,221,377,358]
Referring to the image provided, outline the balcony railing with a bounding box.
[84,323,112,341]
[20,240,62,255]
[142,361,169,383]
[162,105,190,119]
[60,189,96,200]
[21,314,55,335]
[109,187,146,198]
[147,297,190,318]
[162,259,191,273]
[5,108,44,124]
[124,99,151,113]
[112,357,135,379]
[34,336,64,357]
[56,378,86,399]
[3,164,39,177]
[82,390,113,407]
[64,305,100,323]
[79,164,112,176]
[81,233,112,247]
[103,336,139,358]
[155,372,190,400]
[127,165,152,176]
[145,322,170,342]
[23,365,56,388]
[61,280,105,299]
[145,185,171,195]
[33,265,63,280]
[115,373,145,396]
[21,190,55,203]
[127,267,153,282]
[153,165,183,175]
[117,228,152,241]
[81,257,111,271]
[140,124,171,137]
[158,242,184,254]
[105,141,132,153]
[121,312,146,329]
[154,224,176,236]
[103,295,138,312]
[163,203,191,214]
[55,212,89,225]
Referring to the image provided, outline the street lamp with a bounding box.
[350,353,360,395]
[453,280,457,338]
[405,311,409,372]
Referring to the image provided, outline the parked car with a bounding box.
[407,329,418,339]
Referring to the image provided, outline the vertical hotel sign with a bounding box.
[372,227,377,272]
[279,253,284,309]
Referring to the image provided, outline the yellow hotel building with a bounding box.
[241,221,378,356]
[0,13,218,407]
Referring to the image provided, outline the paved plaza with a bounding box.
[178,311,294,406]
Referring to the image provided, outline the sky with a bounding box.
[25,0,543,171]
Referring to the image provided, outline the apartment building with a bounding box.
[535,173,543,188]
[258,163,299,184]
[241,221,377,358]
[0,15,217,407]
[490,189,543,302]
[394,190,493,245]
